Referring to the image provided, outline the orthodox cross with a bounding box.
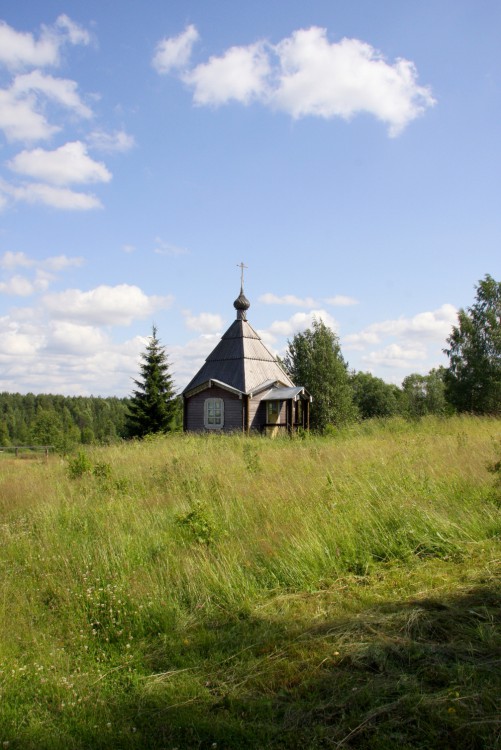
[237,261,248,290]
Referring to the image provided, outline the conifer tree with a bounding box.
[126,326,177,437]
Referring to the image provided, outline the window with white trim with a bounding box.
[204,397,224,429]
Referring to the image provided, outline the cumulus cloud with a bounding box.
[0,253,84,297]
[8,142,111,186]
[87,129,135,153]
[169,333,221,389]
[46,321,110,355]
[54,14,91,48]
[0,251,34,269]
[0,19,92,144]
[185,42,270,106]
[153,238,189,256]
[268,309,338,337]
[183,311,224,333]
[43,255,84,271]
[363,343,428,369]
[0,87,60,141]
[0,274,36,296]
[0,15,89,71]
[0,314,47,357]
[342,304,458,376]
[11,71,92,118]
[259,292,318,307]
[155,24,435,135]
[42,284,174,326]
[0,251,83,272]
[0,16,121,214]
[325,295,358,306]
[152,24,199,74]
[2,181,102,210]
[344,304,457,349]
[260,292,359,307]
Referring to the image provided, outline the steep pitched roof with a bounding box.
[183,315,294,396]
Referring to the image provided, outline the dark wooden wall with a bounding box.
[184,386,243,432]
[248,394,286,430]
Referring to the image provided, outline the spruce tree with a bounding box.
[126,326,177,437]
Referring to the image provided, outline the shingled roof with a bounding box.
[183,287,294,396]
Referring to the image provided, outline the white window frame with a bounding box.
[204,397,224,429]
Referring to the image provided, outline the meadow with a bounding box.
[0,416,500,749]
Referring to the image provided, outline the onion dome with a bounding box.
[233,286,250,320]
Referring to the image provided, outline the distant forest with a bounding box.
[0,392,131,450]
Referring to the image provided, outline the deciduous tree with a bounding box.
[284,319,357,431]
[351,371,399,419]
[444,275,501,414]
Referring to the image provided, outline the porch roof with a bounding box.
[260,386,312,402]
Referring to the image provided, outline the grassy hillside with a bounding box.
[0,416,500,749]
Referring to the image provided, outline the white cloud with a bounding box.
[0,316,44,356]
[363,343,428,369]
[54,15,91,48]
[11,71,92,118]
[343,304,458,378]
[0,274,36,296]
[87,129,135,153]
[0,251,83,272]
[185,42,270,106]
[2,181,102,210]
[325,295,358,306]
[0,254,83,296]
[43,255,84,271]
[153,238,189,256]
[269,309,338,337]
[42,284,174,326]
[169,333,221,389]
[0,251,34,269]
[152,24,199,74]
[272,28,434,136]
[8,142,111,186]
[0,15,90,71]
[0,87,59,141]
[259,292,318,307]
[344,304,457,349]
[121,244,136,254]
[157,25,435,135]
[0,21,58,70]
[183,311,224,333]
[46,321,110,355]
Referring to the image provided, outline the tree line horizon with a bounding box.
[1,274,499,447]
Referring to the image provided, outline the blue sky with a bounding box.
[0,1,499,397]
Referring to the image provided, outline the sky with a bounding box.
[0,0,499,398]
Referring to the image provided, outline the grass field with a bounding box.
[0,416,500,749]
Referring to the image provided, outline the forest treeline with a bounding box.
[1,275,498,448]
[0,371,449,450]
[0,392,131,450]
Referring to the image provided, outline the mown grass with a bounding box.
[0,416,500,749]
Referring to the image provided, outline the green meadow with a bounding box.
[1,416,500,749]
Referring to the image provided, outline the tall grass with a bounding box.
[0,415,500,748]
